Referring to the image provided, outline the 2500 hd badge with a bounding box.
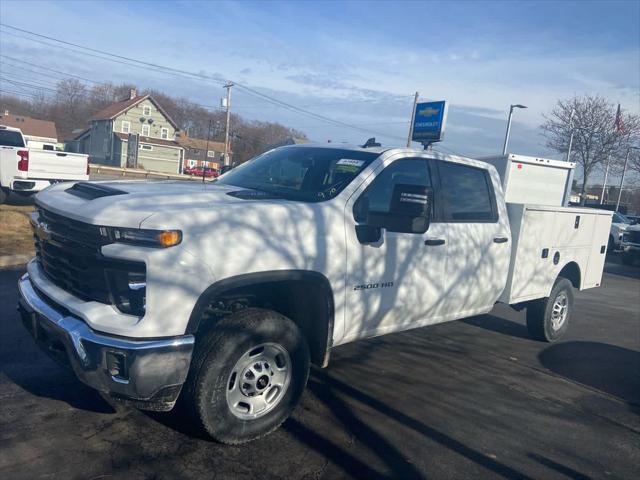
[353,281,394,291]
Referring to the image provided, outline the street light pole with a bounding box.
[616,146,639,211]
[566,108,575,162]
[600,155,610,205]
[502,104,527,155]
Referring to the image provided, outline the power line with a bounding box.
[0,54,101,84]
[0,24,408,142]
[0,88,39,99]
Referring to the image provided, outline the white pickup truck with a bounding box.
[0,124,89,204]
[17,144,612,444]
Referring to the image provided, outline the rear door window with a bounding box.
[437,161,497,222]
[0,130,25,147]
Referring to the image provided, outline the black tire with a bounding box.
[526,277,574,342]
[621,251,635,266]
[608,235,615,253]
[0,188,7,205]
[183,308,310,444]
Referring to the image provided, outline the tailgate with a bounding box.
[28,150,88,181]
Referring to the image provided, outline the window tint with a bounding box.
[0,130,25,147]
[354,158,431,223]
[217,147,379,202]
[438,161,496,222]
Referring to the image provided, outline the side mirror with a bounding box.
[368,184,432,234]
[355,224,382,244]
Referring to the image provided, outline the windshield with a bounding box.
[613,212,631,224]
[216,147,380,202]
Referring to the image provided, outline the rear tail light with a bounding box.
[17,150,29,171]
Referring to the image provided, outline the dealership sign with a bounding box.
[411,101,449,143]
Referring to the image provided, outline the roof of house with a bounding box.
[89,94,179,129]
[0,114,57,140]
[176,135,230,153]
[69,127,90,141]
[114,132,182,148]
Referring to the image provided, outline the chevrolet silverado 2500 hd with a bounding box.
[17,144,612,444]
[0,125,89,203]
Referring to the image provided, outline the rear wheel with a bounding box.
[526,277,574,342]
[0,187,7,205]
[184,308,309,444]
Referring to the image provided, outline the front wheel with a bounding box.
[184,308,310,444]
[526,277,574,342]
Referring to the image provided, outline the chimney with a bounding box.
[129,88,137,100]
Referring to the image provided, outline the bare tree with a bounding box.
[541,95,630,204]
[54,79,88,138]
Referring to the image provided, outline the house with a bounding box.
[0,111,58,149]
[74,90,184,174]
[176,132,232,171]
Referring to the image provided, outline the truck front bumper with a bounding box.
[17,273,195,411]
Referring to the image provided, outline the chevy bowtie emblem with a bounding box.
[36,221,52,241]
[418,107,439,117]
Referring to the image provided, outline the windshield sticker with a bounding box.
[337,158,365,167]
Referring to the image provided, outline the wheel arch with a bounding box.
[187,270,335,368]
[558,261,581,289]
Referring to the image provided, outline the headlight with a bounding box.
[100,227,182,248]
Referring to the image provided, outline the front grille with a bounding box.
[627,230,640,245]
[33,207,144,305]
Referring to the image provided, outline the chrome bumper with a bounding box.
[17,273,195,410]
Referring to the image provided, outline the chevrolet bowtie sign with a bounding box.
[411,100,448,143]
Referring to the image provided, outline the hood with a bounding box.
[35,180,282,228]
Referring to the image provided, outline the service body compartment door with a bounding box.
[502,204,612,304]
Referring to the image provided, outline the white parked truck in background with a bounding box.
[0,125,89,204]
[17,144,612,444]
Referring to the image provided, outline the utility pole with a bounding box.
[407,91,419,147]
[223,82,233,167]
[203,118,212,183]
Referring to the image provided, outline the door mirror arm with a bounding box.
[355,224,382,244]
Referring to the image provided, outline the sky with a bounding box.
[0,0,638,164]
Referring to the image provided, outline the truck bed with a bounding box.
[27,150,88,181]
[500,204,612,305]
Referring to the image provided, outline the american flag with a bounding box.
[614,104,626,134]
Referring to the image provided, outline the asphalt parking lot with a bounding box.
[0,260,638,480]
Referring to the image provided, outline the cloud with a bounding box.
[0,0,637,158]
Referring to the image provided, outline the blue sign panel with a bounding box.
[411,101,448,143]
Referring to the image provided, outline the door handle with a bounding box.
[424,239,445,246]
[493,237,509,244]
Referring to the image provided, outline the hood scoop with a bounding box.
[66,182,128,200]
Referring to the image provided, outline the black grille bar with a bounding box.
[33,207,144,305]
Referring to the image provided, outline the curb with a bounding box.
[0,254,32,268]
